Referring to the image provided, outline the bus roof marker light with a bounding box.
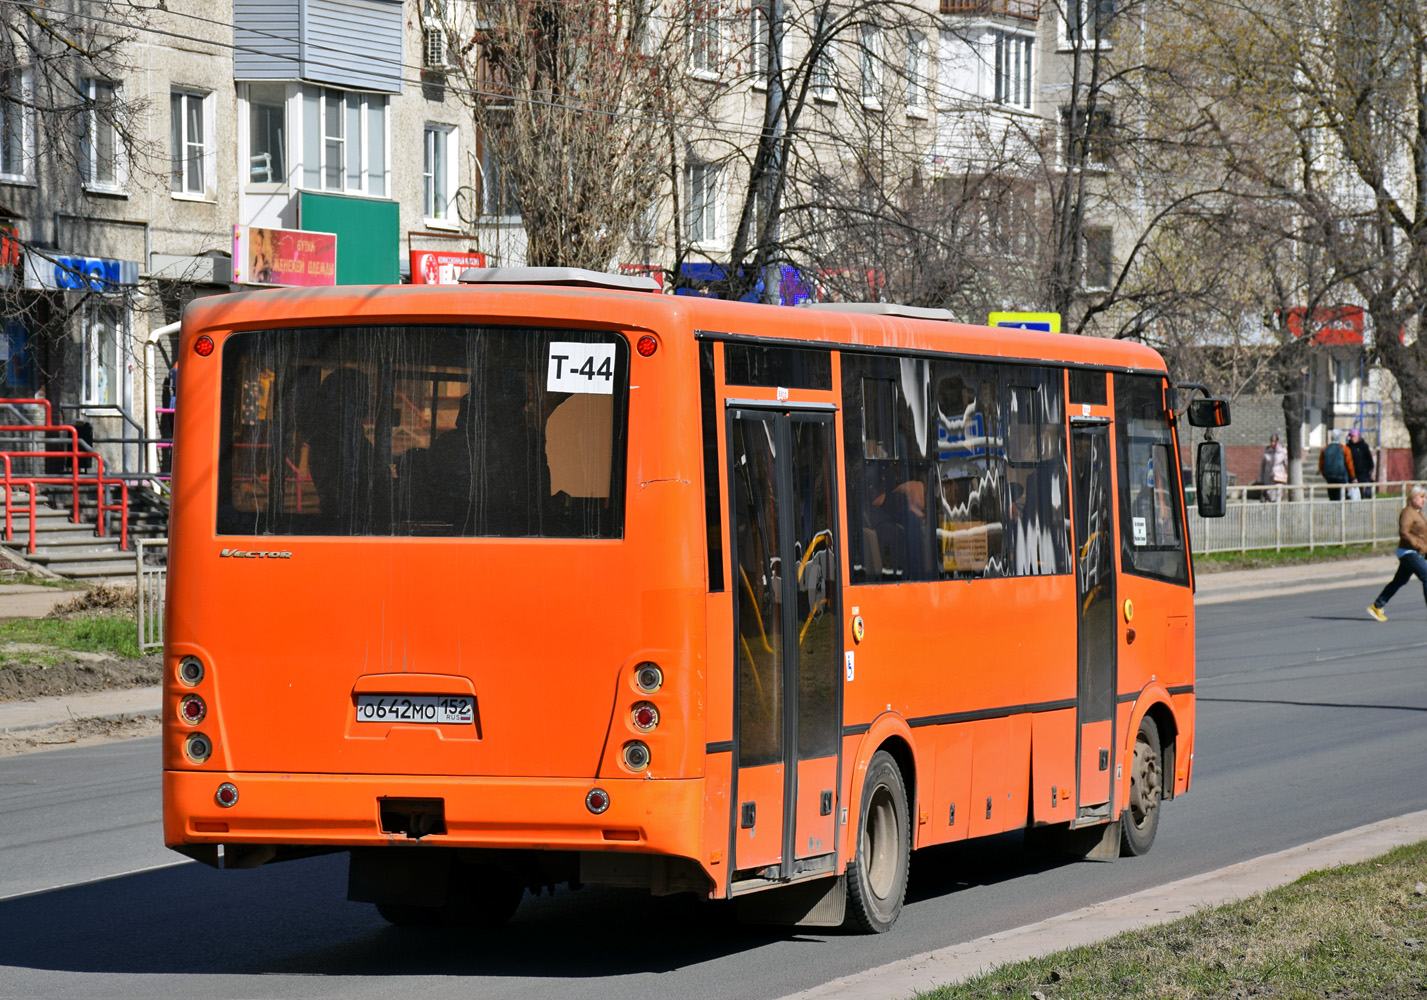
[215,782,239,808]
[194,335,215,357]
[585,788,610,814]
[636,335,658,358]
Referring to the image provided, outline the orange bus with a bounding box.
[162,270,1227,932]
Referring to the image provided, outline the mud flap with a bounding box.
[736,874,847,927]
[1024,818,1121,862]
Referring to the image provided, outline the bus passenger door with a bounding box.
[729,408,842,881]
[1071,421,1116,822]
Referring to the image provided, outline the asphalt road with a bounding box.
[3,578,1426,1000]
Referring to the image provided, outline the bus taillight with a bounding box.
[179,695,206,725]
[585,788,610,814]
[636,335,658,357]
[631,702,658,731]
[215,783,239,808]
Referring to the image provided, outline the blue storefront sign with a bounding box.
[677,262,813,306]
[23,253,140,292]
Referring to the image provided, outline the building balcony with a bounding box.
[940,0,1040,20]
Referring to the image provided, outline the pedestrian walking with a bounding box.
[1367,485,1427,621]
[1347,428,1375,500]
[1256,432,1288,502]
[1318,429,1354,501]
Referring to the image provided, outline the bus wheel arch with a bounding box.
[1143,701,1178,801]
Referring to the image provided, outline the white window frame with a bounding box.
[423,123,458,227]
[684,160,722,247]
[0,68,33,183]
[688,0,721,77]
[860,24,883,109]
[81,300,130,409]
[299,86,388,198]
[992,31,1033,110]
[244,82,289,190]
[81,78,126,193]
[170,88,214,200]
[905,31,928,117]
[751,3,769,88]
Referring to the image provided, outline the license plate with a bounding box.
[355,694,474,724]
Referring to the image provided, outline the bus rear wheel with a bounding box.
[1120,715,1163,857]
[843,750,909,934]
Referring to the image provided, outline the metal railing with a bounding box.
[1188,480,1424,554]
[136,538,167,653]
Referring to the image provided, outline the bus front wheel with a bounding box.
[1120,715,1163,857]
[844,750,910,933]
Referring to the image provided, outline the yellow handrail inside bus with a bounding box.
[738,634,770,713]
[739,565,775,653]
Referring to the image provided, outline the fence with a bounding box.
[1188,480,1423,554]
[136,538,167,653]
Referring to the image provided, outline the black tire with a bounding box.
[1120,714,1163,857]
[843,750,910,933]
[375,862,524,928]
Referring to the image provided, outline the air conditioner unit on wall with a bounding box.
[423,27,447,70]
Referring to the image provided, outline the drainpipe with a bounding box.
[145,321,180,478]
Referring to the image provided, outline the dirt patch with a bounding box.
[47,583,137,617]
[0,656,161,701]
[0,714,160,758]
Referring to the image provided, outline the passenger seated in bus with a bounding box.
[868,466,930,579]
[428,392,474,533]
[301,368,386,532]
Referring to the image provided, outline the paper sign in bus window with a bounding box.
[1133,516,1148,545]
[548,343,616,394]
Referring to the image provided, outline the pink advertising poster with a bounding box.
[233,226,337,286]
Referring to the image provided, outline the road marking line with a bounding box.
[776,809,1427,1000]
[0,858,192,902]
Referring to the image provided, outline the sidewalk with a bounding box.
[1194,554,1389,605]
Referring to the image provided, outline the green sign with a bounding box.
[298,191,399,285]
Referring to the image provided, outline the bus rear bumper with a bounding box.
[163,769,706,860]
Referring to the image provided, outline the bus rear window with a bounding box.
[217,325,628,538]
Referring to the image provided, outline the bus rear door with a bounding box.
[728,405,843,881]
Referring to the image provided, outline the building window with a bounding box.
[1083,226,1113,290]
[81,78,123,191]
[685,161,720,244]
[247,83,287,185]
[1062,105,1114,167]
[82,302,126,406]
[751,3,770,85]
[906,31,927,114]
[1066,0,1115,43]
[993,32,1032,109]
[301,87,387,197]
[860,25,883,108]
[479,142,519,218]
[0,70,31,181]
[170,89,210,196]
[811,35,837,100]
[423,124,457,222]
[689,0,720,75]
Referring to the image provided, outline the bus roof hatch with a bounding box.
[457,267,661,293]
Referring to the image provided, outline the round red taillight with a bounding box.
[215,782,239,808]
[636,335,658,357]
[180,694,206,724]
[585,788,610,814]
[194,335,215,357]
[632,702,658,731]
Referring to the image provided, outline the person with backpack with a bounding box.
[1318,429,1354,501]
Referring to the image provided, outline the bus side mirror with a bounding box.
[1187,398,1231,427]
[1196,441,1227,518]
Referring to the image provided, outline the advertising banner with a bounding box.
[233,225,337,286]
[410,250,487,285]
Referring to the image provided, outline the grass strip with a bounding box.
[914,840,1427,1000]
[1196,543,1393,573]
[0,611,140,660]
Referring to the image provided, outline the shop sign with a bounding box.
[233,225,337,286]
[1284,305,1364,345]
[411,250,487,285]
[23,252,140,291]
